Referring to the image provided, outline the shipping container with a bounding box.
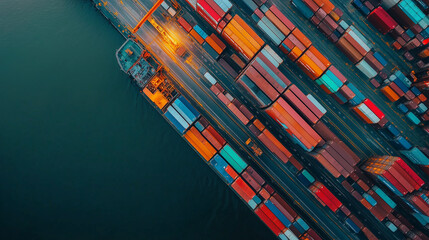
[222,15,264,60]
[368,7,398,34]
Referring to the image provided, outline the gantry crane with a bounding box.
[131,0,164,33]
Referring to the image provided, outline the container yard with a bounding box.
[93,0,429,239]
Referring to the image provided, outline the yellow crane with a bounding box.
[131,0,164,34]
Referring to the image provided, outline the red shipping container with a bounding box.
[197,2,218,29]
[245,66,279,101]
[260,204,286,231]
[231,177,256,202]
[227,102,249,124]
[364,98,385,120]
[205,0,224,17]
[392,162,420,191]
[259,188,271,200]
[389,167,414,193]
[197,0,221,22]
[367,7,398,34]
[410,196,429,215]
[396,158,424,187]
[289,85,324,118]
[341,205,351,216]
[258,130,292,164]
[206,126,226,147]
[284,89,319,124]
[313,187,336,211]
[288,156,304,171]
[382,171,408,195]
[177,17,192,32]
[269,5,295,31]
[320,185,342,211]
[224,165,238,180]
[255,206,282,235]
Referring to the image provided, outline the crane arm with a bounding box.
[132,0,164,34]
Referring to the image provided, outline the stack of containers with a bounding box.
[195,0,232,31]
[342,171,398,222]
[255,192,323,239]
[336,28,370,62]
[310,141,357,178]
[309,181,343,212]
[362,156,425,196]
[347,83,367,106]
[248,119,295,165]
[352,98,386,124]
[215,142,324,239]
[313,121,362,164]
[237,49,291,107]
[265,97,323,152]
[205,71,254,125]
[190,25,208,45]
[352,0,380,16]
[165,96,201,134]
[290,0,391,79]
[279,29,312,62]
[386,71,429,123]
[353,0,429,59]
[283,85,326,124]
[296,46,332,80]
[251,5,296,47]
[315,65,346,94]
[385,0,429,33]
[221,15,265,61]
[200,33,227,59]
[290,0,343,28]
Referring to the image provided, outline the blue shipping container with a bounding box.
[265,200,292,227]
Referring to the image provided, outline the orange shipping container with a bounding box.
[189,127,217,156]
[288,46,304,61]
[259,129,292,163]
[267,105,314,150]
[308,46,331,69]
[190,29,204,44]
[253,119,265,131]
[321,0,335,13]
[381,86,400,102]
[223,27,254,59]
[184,128,216,160]
[291,29,312,48]
[272,102,318,148]
[229,19,260,51]
[225,23,257,53]
[206,34,226,54]
[265,10,291,36]
[297,54,324,80]
[233,15,265,46]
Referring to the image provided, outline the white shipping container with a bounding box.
[204,72,217,85]
[264,45,283,66]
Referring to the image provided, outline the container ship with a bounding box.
[94,0,429,239]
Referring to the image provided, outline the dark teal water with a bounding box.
[0,1,273,239]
